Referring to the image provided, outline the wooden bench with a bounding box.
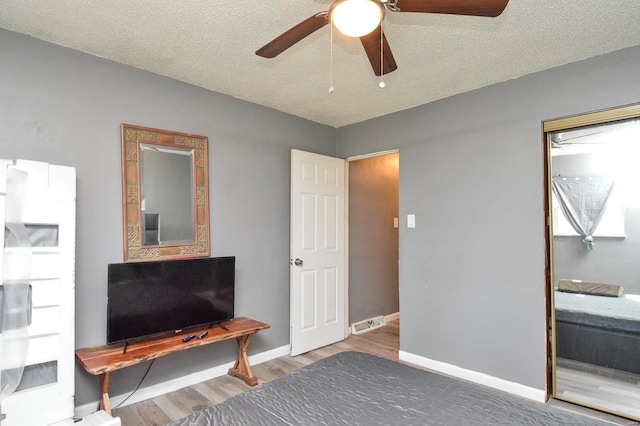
[76,317,270,415]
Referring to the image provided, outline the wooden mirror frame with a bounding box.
[121,124,210,262]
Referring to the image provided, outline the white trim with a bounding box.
[346,149,399,162]
[398,351,546,403]
[384,312,399,322]
[344,160,350,339]
[74,344,290,418]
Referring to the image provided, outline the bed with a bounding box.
[168,351,614,425]
[554,290,640,374]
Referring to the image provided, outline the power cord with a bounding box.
[112,359,156,411]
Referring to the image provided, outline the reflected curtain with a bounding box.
[551,175,614,249]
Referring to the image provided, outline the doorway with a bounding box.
[289,149,399,356]
[347,151,400,331]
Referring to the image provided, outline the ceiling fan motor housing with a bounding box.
[329,0,386,38]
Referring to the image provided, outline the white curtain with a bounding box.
[551,175,614,249]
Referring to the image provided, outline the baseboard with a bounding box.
[398,350,546,403]
[74,344,290,418]
[384,312,399,322]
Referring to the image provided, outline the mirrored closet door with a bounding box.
[546,105,640,421]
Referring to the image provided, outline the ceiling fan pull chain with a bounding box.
[329,20,335,94]
[379,19,385,88]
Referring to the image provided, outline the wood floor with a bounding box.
[555,357,640,421]
[113,321,632,426]
[112,321,399,425]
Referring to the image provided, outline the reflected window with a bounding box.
[551,183,625,237]
[550,119,640,238]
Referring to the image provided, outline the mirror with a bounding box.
[140,144,194,245]
[121,124,210,262]
[546,105,640,421]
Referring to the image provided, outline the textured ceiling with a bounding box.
[1,1,640,128]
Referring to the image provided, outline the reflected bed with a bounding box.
[555,291,640,374]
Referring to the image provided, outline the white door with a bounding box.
[290,149,346,356]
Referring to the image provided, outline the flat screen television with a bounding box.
[107,256,235,345]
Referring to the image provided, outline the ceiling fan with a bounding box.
[550,131,604,148]
[255,0,510,76]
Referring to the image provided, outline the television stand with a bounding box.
[75,317,270,415]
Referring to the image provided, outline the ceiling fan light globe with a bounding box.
[330,0,383,38]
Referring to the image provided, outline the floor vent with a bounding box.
[351,316,386,335]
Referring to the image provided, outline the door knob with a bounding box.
[293,258,303,266]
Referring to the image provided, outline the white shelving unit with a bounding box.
[0,160,76,426]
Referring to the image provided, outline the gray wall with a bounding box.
[337,44,640,391]
[552,153,640,294]
[0,29,336,407]
[348,154,399,324]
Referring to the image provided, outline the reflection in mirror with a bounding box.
[140,144,195,245]
[121,124,210,262]
[547,109,640,421]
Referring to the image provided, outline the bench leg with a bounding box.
[98,372,113,415]
[228,334,258,386]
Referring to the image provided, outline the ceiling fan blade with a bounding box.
[553,131,603,144]
[393,0,509,17]
[256,13,330,58]
[360,26,398,76]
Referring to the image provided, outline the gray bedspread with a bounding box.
[168,351,614,425]
[555,291,640,334]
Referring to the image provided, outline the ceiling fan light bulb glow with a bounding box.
[330,0,383,38]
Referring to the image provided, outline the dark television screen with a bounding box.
[107,256,235,345]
